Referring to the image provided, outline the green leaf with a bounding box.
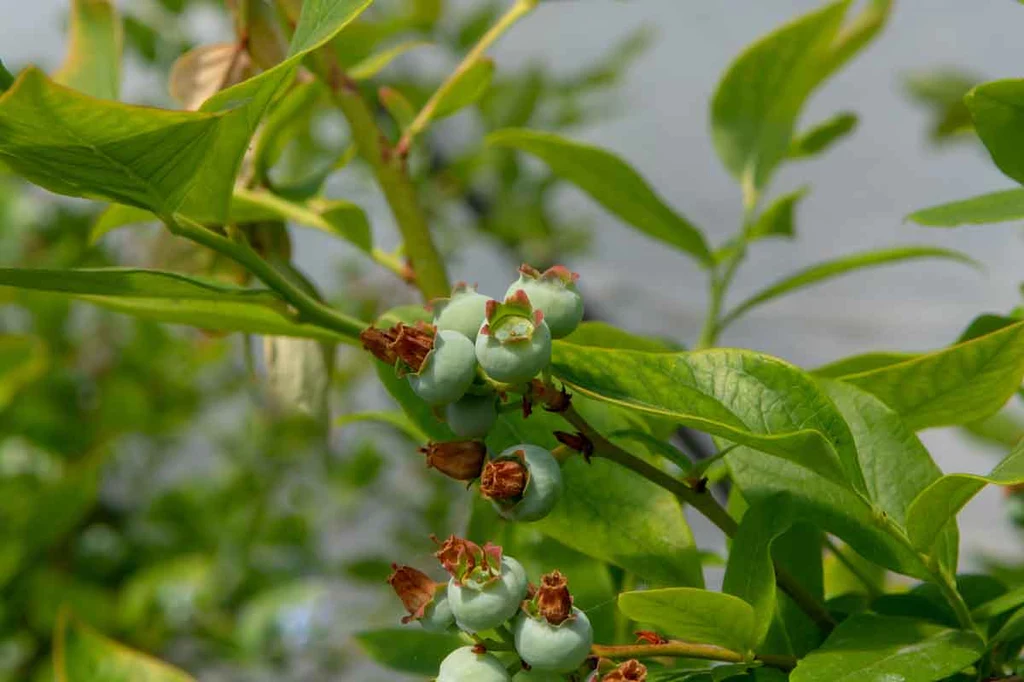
[0,61,13,93]
[747,187,807,241]
[334,411,427,443]
[836,319,1024,430]
[54,0,122,100]
[0,0,372,223]
[432,58,494,120]
[354,629,464,675]
[812,352,918,379]
[904,68,977,143]
[0,335,48,411]
[234,189,372,252]
[972,583,1024,621]
[722,497,798,649]
[379,86,416,129]
[905,439,1024,554]
[488,129,713,266]
[0,267,351,342]
[55,613,195,682]
[721,247,977,329]
[617,588,757,653]
[966,79,1024,185]
[487,398,703,587]
[789,614,983,682]
[562,321,675,352]
[908,188,1024,227]
[711,1,848,193]
[789,112,858,159]
[348,40,429,80]
[550,343,865,492]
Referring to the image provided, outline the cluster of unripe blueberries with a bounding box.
[389,536,649,681]
[361,265,587,523]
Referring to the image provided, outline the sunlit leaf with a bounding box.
[967,79,1024,186]
[789,112,857,159]
[54,0,123,100]
[618,588,757,653]
[432,58,494,120]
[908,188,1024,227]
[349,41,429,80]
[489,129,713,266]
[55,613,195,682]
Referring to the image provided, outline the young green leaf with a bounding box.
[722,497,799,649]
[719,246,977,330]
[905,439,1024,554]
[836,320,1024,430]
[789,112,858,159]
[379,86,417,130]
[550,344,865,492]
[0,267,351,342]
[908,188,1024,227]
[54,0,123,100]
[618,588,757,653]
[972,583,1024,622]
[488,129,713,266]
[711,1,847,194]
[348,41,429,80]
[904,68,977,142]
[789,614,983,682]
[747,187,808,241]
[55,612,195,682]
[356,629,466,675]
[432,58,494,120]
[966,79,1024,185]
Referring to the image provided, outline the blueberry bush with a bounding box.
[3,1,1024,681]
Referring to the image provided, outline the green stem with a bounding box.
[166,214,366,342]
[397,0,538,154]
[591,640,797,671]
[558,404,836,633]
[314,57,450,301]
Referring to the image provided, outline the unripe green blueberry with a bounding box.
[433,283,491,341]
[482,445,562,522]
[475,291,552,384]
[447,556,528,633]
[445,394,499,438]
[437,646,511,682]
[505,265,583,339]
[420,589,455,633]
[513,607,593,673]
[513,670,564,681]
[409,330,477,406]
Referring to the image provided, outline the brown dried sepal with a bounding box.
[480,457,528,500]
[555,431,594,460]
[433,534,503,584]
[602,660,648,681]
[387,564,441,625]
[534,570,573,625]
[359,322,435,372]
[530,379,572,413]
[420,440,486,481]
[634,631,668,645]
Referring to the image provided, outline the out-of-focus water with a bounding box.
[3,0,1023,583]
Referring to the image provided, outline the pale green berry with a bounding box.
[420,589,455,633]
[445,394,499,438]
[512,671,564,681]
[513,607,593,673]
[475,291,552,384]
[505,265,583,339]
[433,283,490,341]
[409,330,477,406]
[437,646,511,682]
[447,556,528,633]
[483,445,562,522]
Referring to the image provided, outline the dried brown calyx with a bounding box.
[479,456,528,500]
[387,564,442,625]
[523,570,574,626]
[602,659,647,681]
[433,534,503,585]
[360,322,435,373]
[419,440,486,481]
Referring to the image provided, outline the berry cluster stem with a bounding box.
[165,214,366,343]
[591,640,797,671]
[556,402,836,633]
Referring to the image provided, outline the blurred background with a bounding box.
[2,0,1024,680]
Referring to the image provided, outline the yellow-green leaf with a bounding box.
[55,613,195,682]
[54,0,123,100]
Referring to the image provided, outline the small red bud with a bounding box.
[419,440,487,481]
[480,458,528,500]
[602,660,647,681]
[387,564,442,624]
